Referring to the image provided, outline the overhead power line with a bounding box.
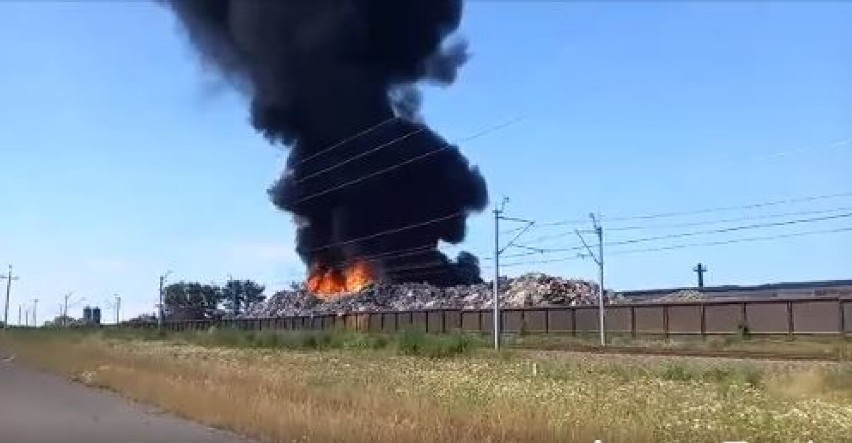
[276,115,526,276]
[605,212,852,248]
[498,225,852,269]
[316,244,437,272]
[310,212,464,253]
[757,137,851,163]
[527,191,852,229]
[295,126,426,184]
[499,255,585,269]
[605,206,852,232]
[609,225,852,257]
[294,117,521,205]
[522,206,852,242]
[487,211,852,260]
[295,144,452,204]
[292,116,399,168]
[607,191,852,223]
[302,223,852,281]
[320,240,497,274]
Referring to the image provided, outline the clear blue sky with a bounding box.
[1,2,849,322]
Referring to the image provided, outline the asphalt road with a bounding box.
[0,352,254,443]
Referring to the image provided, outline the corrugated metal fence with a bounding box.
[128,296,851,338]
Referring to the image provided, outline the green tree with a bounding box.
[125,313,157,326]
[44,315,80,328]
[221,279,266,315]
[164,282,223,320]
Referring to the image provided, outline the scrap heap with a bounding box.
[245,273,602,317]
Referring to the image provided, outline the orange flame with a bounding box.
[307,259,377,300]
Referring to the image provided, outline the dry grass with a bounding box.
[510,332,852,360]
[2,330,852,443]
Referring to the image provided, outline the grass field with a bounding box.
[509,332,852,360]
[2,328,851,443]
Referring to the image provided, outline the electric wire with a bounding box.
[294,117,522,205]
[485,211,852,261]
[310,211,464,252]
[291,116,399,168]
[295,126,426,184]
[498,225,852,269]
[519,206,852,246]
[527,191,852,229]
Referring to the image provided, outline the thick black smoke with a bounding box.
[163,0,488,285]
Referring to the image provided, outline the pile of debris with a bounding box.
[651,289,706,302]
[244,273,601,318]
[503,273,601,307]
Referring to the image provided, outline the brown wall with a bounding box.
[794,301,840,333]
[667,305,702,334]
[575,308,598,332]
[606,307,631,333]
[461,311,481,331]
[745,302,787,333]
[503,310,523,333]
[845,303,852,333]
[634,307,665,333]
[525,310,548,332]
[161,298,850,338]
[704,304,743,333]
[547,309,573,332]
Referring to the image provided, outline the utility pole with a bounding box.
[693,263,707,289]
[61,292,87,327]
[227,274,238,317]
[158,271,172,329]
[594,214,605,347]
[24,308,29,327]
[63,292,72,326]
[32,298,38,327]
[491,197,536,351]
[493,203,502,351]
[576,213,606,347]
[18,304,22,326]
[1,265,19,329]
[115,294,121,324]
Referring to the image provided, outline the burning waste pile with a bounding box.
[163,0,490,298]
[245,273,601,317]
[163,0,604,312]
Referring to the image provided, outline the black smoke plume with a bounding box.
[163,0,488,286]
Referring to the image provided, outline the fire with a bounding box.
[307,259,377,299]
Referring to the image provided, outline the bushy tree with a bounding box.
[125,313,157,326]
[164,282,223,320]
[44,315,81,327]
[221,279,266,315]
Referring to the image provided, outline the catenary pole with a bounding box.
[575,214,606,347]
[493,206,501,350]
[2,265,19,329]
[158,271,172,329]
[115,294,121,324]
[63,292,71,326]
[592,213,605,347]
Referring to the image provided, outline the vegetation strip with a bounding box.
[2,329,851,443]
[547,345,845,362]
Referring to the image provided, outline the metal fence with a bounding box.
[127,296,851,338]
